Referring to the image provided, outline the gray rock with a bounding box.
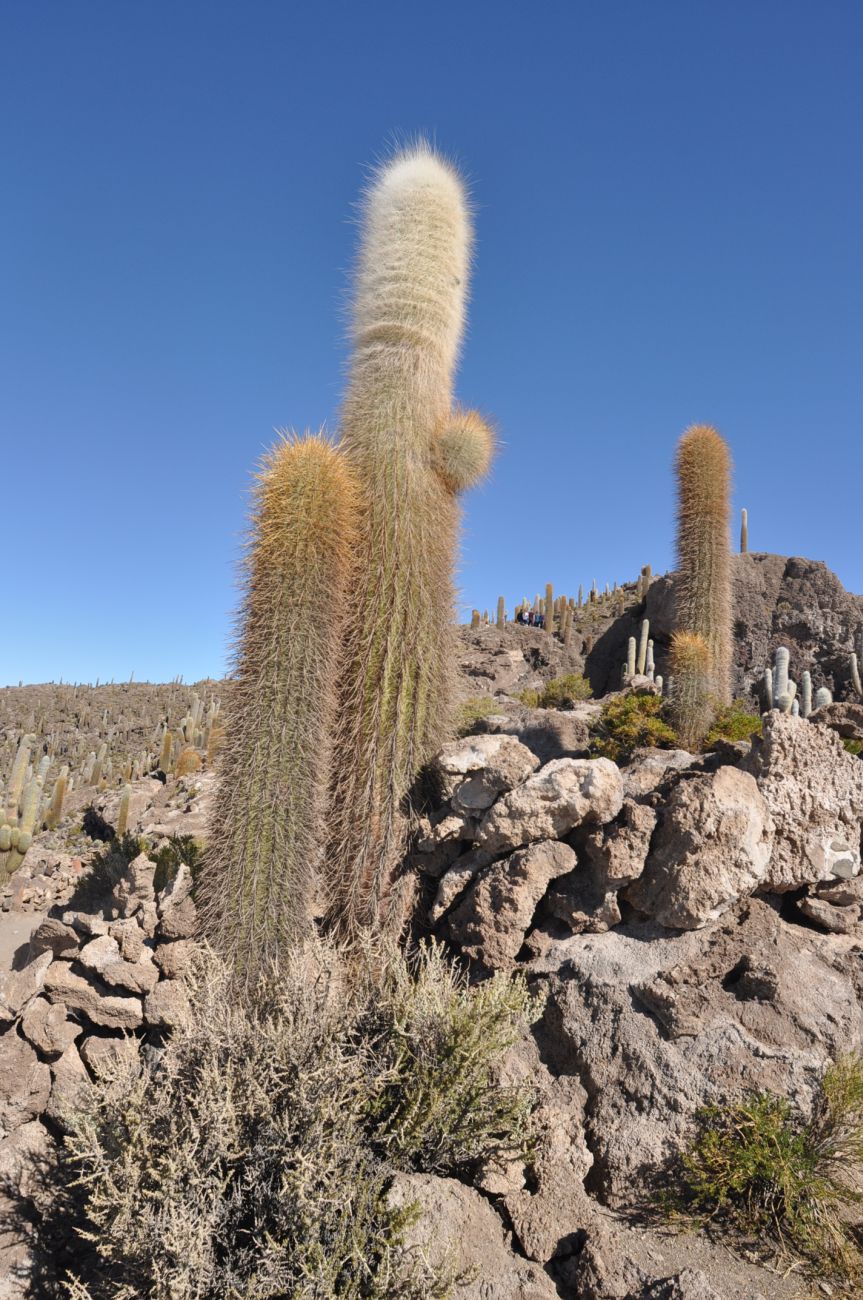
[0,951,52,1025]
[446,840,577,968]
[19,998,81,1058]
[742,712,863,889]
[112,852,156,918]
[626,768,773,930]
[435,734,539,812]
[144,979,190,1030]
[796,894,860,934]
[388,1172,558,1299]
[45,1042,91,1131]
[0,1031,51,1136]
[43,962,143,1030]
[153,938,197,980]
[157,895,197,941]
[531,899,863,1207]
[428,850,491,925]
[477,757,623,855]
[28,918,79,960]
[582,799,658,890]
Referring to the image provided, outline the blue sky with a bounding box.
[3,1,861,685]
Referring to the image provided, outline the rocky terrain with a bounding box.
[3,552,863,1298]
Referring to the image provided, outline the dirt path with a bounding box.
[0,910,47,972]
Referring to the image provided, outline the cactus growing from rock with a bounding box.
[198,435,357,978]
[740,507,748,554]
[497,596,505,629]
[801,670,812,719]
[636,618,650,676]
[669,631,713,750]
[814,686,833,709]
[674,424,733,707]
[327,148,491,936]
[545,583,554,635]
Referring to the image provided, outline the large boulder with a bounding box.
[477,758,623,855]
[626,768,773,929]
[388,1172,557,1299]
[477,704,599,763]
[445,841,577,968]
[0,1032,51,1137]
[531,899,863,1207]
[742,712,863,889]
[434,734,539,812]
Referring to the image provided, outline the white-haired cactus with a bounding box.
[772,647,790,705]
[801,671,812,719]
[740,508,748,554]
[814,686,833,710]
[851,651,862,699]
[328,147,492,935]
[626,636,637,680]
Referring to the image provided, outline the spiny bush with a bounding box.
[455,695,498,736]
[590,693,677,764]
[45,939,538,1299]
[672,1056,863,1287]
[518,674,592,711]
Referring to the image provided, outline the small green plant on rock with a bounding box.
[703,700,762,747]
[455,696,498,737]
[517,674,592,710]
[590,693,677,763]
[843,738,863,757]
[671,1056,863,1289]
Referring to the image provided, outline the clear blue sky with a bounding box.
[3,1,861,686]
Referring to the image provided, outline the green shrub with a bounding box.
[843,738,863,757]
[152,834,203,894]
[672,1057,863,1286]
[44,939,538,1298]
[455,696,498,737]
[703,700,762,747]
[366,941,539,1173]
[590,693,677,763]
[517,674,592,711]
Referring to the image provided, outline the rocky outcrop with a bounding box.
[626,767,773,929]
[742,712,863,889]
[388,1172,558,1299]
[477,758,623,854]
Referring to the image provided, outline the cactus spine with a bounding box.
[327,148,490,935]
[674,425,733,708]
[198,436,357,977]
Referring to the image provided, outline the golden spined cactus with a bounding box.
[198,435,356,980]
[329,146,490,936]
[674,424,733,707]
[669,631,713,751]
[433,407,495,493]
[175,748,202,778]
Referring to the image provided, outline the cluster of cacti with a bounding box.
[0,679,224,878]
[195,147,495,968]
[621,618,662,690]
[760,646,832,718]
[669,424,733,747]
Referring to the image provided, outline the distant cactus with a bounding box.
[762,667,773,712]
[801,670,812,719]
[670,631,713,750]
[545,583,554,635]
[772,646,790,704]
[45,765,68,830]
[740,507,748,554]
[158,729,173,774]
[116,784,131,838]
[674,424,733,707]
[175,748,202,778]
[814,686,833,709]
[851,651,862,699]
[626,636,637,680]
[497,595,505,629]
[198,435,357,978]
[470,609,480,629]
[327,148,491,937]
[636,618,650,676]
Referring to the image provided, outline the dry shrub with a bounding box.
[48,938,538,1298]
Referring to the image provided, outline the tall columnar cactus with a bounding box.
[801,670,812,720]
[669,631,713,751]
[198,435,357,977]
[497,596,505,629]
[545,583,554,635]
[636,618,650,676]
[740,507,748,554]
[773,646,790,705]
[674,424,733,707]
[327,148,492,935]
